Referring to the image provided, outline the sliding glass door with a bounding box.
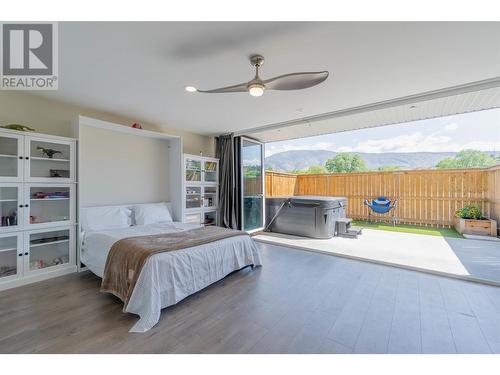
[241,138,264,232]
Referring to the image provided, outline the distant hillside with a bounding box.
[265,150,500,172]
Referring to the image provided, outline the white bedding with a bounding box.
[81,222,262,332]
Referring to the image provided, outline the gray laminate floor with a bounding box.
[1,243,500,354]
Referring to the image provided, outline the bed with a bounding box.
[80,203,262,332]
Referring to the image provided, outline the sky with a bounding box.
[265,108,500,157]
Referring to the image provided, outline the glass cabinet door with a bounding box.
[203,186,217,208]
[26,228,71,274]
[185,186,202,210]
[185,158,201,183]
[25,185,73,228]
[203,161,217,184]
[0,185,22,231]
[0,134,23,182]
[27,137,73,182]
[0,233,22,280]
[203,211,217,227]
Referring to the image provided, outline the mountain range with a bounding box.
[265,150,500,172]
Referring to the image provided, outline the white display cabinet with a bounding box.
[183,154,219,226]
[0,128,77,291]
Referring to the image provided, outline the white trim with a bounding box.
[76,116,184,270]
[78,115,180,141]
[235,76,500,137]
[0,265,77,291]
[240,137,265,233]
[183,153,219,162]
[0,127,76,142]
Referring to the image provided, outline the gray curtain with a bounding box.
[216,134,241,229]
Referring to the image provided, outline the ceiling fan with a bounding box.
[185,55,329,97]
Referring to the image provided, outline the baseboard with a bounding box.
[0,265,78,291]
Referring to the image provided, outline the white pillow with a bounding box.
[133,202,173,226]
[82,206,132,232]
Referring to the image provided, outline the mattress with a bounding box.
[81,222,262,332]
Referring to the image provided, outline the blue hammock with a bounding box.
[363,196,399,226]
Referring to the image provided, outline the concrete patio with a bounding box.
[254,229,500,285]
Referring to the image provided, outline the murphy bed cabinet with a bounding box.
[0,128,77,290]
[182,154,219,226]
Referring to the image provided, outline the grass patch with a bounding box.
[352,220,463,239]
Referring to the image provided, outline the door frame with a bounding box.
[240,136,265,233]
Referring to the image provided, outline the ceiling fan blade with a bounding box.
[264,71,329,91]
[196,82,248,94]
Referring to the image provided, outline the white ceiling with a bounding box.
[248,80,500,142]
[36,22,500,137]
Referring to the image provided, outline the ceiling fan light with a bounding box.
[248,83,265,97]
[184,85,197,93]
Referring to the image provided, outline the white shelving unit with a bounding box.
[182,154,219,227]
[0,128,77,291]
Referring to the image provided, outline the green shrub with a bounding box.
[455,204,483,220]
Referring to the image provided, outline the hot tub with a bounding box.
[265,196,347,239]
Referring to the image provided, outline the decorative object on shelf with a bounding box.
[0,266,16,277]
[205,163,217,171]
[36,146,62,159]
[132,122,143,129]
[30,260,45,270]
[1,211,17,227]
[49,169,70,178]
[33,191,70,199]
[1,124,35,132]
[50,255,69,266]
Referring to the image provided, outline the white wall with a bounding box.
[0,92,215,156]
[79,125,171,207]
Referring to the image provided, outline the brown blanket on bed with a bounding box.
[100,226,248,306]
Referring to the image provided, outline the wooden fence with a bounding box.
[265,166,500,228]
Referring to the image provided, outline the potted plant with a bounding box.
[454,204,498,237]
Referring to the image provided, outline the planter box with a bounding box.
[454,217,498,237]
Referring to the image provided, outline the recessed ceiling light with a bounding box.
[185,86,197,93]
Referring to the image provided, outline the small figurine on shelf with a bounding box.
[1,124,35,132]
[132,122,143,129]
[37,146,62,159]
